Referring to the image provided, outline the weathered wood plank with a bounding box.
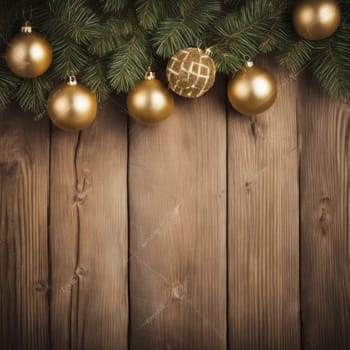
[49,99,128,350]
[299,74,350,350]
[128,77,227,349]
[0,107,49,350]
[227,58,300,350]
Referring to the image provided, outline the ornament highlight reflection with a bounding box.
[127,72,174,125]
[5,23,52,78]
[227,61,277,116]
[47,76,97,132]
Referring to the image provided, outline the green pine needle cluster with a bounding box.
[0,0,349,113]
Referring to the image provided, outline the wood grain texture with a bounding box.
[3,58,350,350]
[0,107,49,350]
[227,58,300,350]
[299,73,350,350]
[49,99,128,350]
[128,77,227,349]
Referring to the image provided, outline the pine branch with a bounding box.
[211,50,240,73]
[0,0,350,111]
[50,38,90,77]
[101,0,129,13]
[42,0,100,44]
[311,32,350,99]
[259,17,288,53]
[0,59,19,110]
[81,57,111,101]
[278,38,314,73]
[153,0,221,58]
[107,29,149,93]
[135,0,175,30]
[89,12,134,57]
[211,0,288,72]
[0,4,17,50]
[15,76,52,113]
[309,1,350,99]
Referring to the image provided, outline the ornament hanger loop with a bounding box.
[244,55,254,67]
[205,47,212,56]
[196,39,203,50]
[22,7,32,23]
[68,74,77,86]
[145,67,155,80]
[21,21,32,33]
[21,8,33,32]
[148,52,153,70]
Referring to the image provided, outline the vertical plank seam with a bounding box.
[47,121,52,350]
[225,75,230,350]
[345,121,350,264]
[127,112,131,350]
[72,131,82,350]
[297,74,304,350]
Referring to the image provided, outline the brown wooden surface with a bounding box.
[227,59,300,350]
[128,77,227,349]
[1,61,350,350]
[0,107,50,350]
[49,99,128,350]
[299,74,350,350]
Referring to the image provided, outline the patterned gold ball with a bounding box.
[166,48,216,98]
[5,24,52,78]
[227,61,277,116]
[47,77,97,132]
[293,0,341,40]
[127,72,174,125]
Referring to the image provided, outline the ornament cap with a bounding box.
[204,48,212,56]
[21,21,32,33]
[145,71,156,80]
[245,60,254,68]
[67,75,77,86]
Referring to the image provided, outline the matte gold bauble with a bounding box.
[127,72,174,125]
[5,23,52,78]
[293,0,341,40]
[166,48,216,98]
[47,76,97,132]
[227,61,277,116]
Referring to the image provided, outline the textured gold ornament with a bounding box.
[227,61,277,116]
[293,0,341,40]
[47,76,97,132]
[5,22,52,78]
[166,48,216,98]
[127,71,174,125]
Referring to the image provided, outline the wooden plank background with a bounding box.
[228,58,300,350]
[1,58,350,349]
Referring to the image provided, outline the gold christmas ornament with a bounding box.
[227,60,277,116]
[5,22,52,78]
[166,48,216,98]
[127,71,174,125]
[47,76,97,132]
[293,0,341,40]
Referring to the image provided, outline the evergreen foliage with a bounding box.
[0,0,349,112]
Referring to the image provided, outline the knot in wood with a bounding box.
[245,181,253,192]
[33,280,48,294]
[171,282,186,300]
[319,195,331,235]
[76,266,88,277]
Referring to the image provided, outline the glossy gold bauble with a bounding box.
[5,23,52,78]
[127,72,174,125]
[47,76,97,132]
[227,61,277,116]
[293,0,341,40]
